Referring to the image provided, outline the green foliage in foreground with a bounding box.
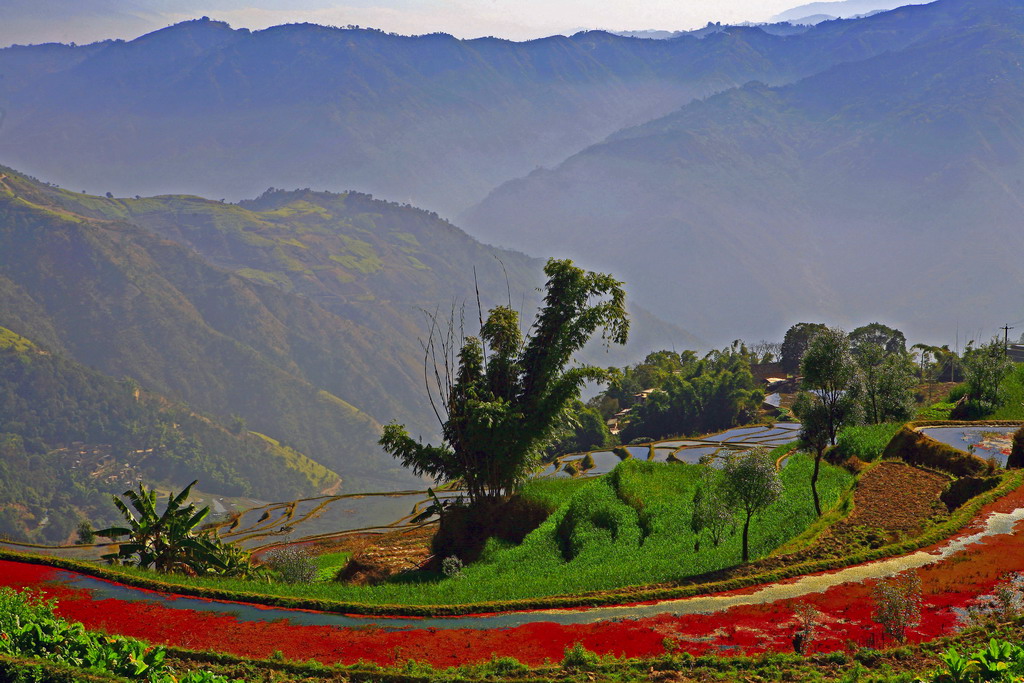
[0,587,239,682]
[832,422,903,462]
[403,453,847,602]
[919,639,1024,682]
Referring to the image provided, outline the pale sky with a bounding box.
[0,0,895,46]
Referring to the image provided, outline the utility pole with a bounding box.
[1002,324,1015,353]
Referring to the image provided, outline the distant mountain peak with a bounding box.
[771,0,927,23]
[128,15,242,50]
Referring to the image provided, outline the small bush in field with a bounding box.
[562,642,601,670]
[263,546,318,584]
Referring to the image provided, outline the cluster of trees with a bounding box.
[789,324,915,514]
[614,344,763,443]
[546,400,616,458]
[786,321,1020,512]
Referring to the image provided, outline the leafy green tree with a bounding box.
[800,327,861,446]
[97,480,246,575]
[547,400,616,456]
[619,345,762,442]
[722,448,783,563]
[849,322,907,356]
[690,474,736,550]
[962,339,1013,407]
[380,258,628,508]
[856,341,915,425]
[781,322,828,375]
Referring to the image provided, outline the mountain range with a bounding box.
[462,0,1024,344]
[0,4,990,218]
[1,0,1023,515]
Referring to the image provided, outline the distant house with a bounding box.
[763,376,798,393]
[633,388,658,401]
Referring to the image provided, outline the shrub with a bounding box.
[955,573,1024,630]
[441,555,465,579]
[792,602,819,655]
[581,452,596,470]
[561,642,601,670]
[872,571,921,643]
[262,546,318,583]
[941,476,999,511]
[950,398,994,420]
[482,656,528,675]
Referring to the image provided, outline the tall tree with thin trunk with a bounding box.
[722,447,783,563]
[792,391,830,516]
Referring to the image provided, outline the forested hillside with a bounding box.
[0,170,401,490]
[0,326,338,543]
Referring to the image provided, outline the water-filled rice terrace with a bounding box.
[918,425,1017,466]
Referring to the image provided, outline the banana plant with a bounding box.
[97,480,243,575]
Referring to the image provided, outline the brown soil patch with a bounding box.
[330,525,435,585]
[798,462,949,560]
[838,461,949,536]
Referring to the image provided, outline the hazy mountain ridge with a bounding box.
[772,0,925,23]
[0,5,974,218]
[463,0,1024,344]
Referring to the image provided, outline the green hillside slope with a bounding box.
[0,167,698,499]
[0,170,403,491]
[0,325,339,543]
